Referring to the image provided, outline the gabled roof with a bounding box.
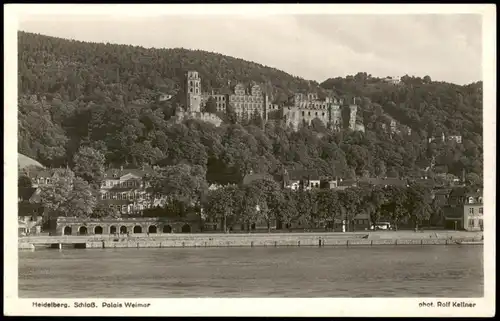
[103,167,155,179]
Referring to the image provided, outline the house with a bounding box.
[431,188,453,206]
[99,166,165,216]
[443,188,483,231]
[283,169,321,191]
[18,186,44,234]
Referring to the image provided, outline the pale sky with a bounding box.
[18,14,482,85]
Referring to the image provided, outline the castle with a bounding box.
[282,93,358,131]
[177,70,361,131]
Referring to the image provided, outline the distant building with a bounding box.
[282,93,354,131]
[282,169,321,191]
[98,166,166,216]
[172,71,223,127]
[383,76,401,85]
[443,188,483,231]
[228,82,267,122]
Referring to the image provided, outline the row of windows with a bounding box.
[101,192,150,200]
[468,207,484,214]
[188,81,200,87]
[233,103,264,110]
[189,88,200,94]
[468,218,484,228]
[101,180,143,188]
[109,203,153,213]
[295,103,329,110]
[230,95,263,103]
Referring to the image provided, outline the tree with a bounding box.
[205,185,241,232]
[250,178,284,232]
[466,172,482,187]
[382,186,408,230]
[92,203,121,219]
[65,177,98,218]
[72,146,106,185]
[405,183,432,230]
[150,164,208,218]
[38,168,97,218]
[18,175,33,188]
[316,189,341,230]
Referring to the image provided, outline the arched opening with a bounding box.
[120,226,127,234]
[163,225,172,233]
[133,226,142,234]
[94,226,103,235]
[63,226,72,235]
[110,225,117,234]
[79,226,88,235]
[181,224,191,233]
[148,225,157,234]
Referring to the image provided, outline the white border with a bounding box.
[4,4,496,317]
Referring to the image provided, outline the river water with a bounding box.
[18,246,483,298]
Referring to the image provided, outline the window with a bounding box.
[315,112,318,116]
[129,193,133,201]
[302,111,305,116]
[112,193,117,200]
[468,219,474,227]
[308,112,311,116]
[117,193,121,200]
[102,193,107,200]
[122,205,127,213]
[109,205,114,210]
[469,208,474,214]
[190,88,193,93]
[189,81,193,86]
[479,207,483,214]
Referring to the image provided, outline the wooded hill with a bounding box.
[17,31,483,185]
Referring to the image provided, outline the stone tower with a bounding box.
[349,104,357,131]
[186,71,202,113]
[330,97,342,130]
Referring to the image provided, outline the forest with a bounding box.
[18,31,483,186]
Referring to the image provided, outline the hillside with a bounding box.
[17,32,483,184]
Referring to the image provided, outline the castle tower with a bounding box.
[330,100,342,131]
[349,104,357,131]
[186,71,202,113]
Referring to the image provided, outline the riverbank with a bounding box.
[19,231,483,250]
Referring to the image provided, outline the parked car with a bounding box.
[370,222,392,230]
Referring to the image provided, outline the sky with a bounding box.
[18,13,482,85]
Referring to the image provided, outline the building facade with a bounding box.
[228,83,267,121]
[443,188,483,230]
[98,167,166,216]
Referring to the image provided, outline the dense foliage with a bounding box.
[18,32,483,184]
[204,178,438,232]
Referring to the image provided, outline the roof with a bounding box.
[18,153,45,169]
[242,173,273,185]
[104,166,155,179]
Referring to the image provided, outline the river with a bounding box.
[18,246,483,298]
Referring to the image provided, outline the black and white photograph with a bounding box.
[4,4,495,317]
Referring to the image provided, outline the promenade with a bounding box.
[19,230,483,250]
